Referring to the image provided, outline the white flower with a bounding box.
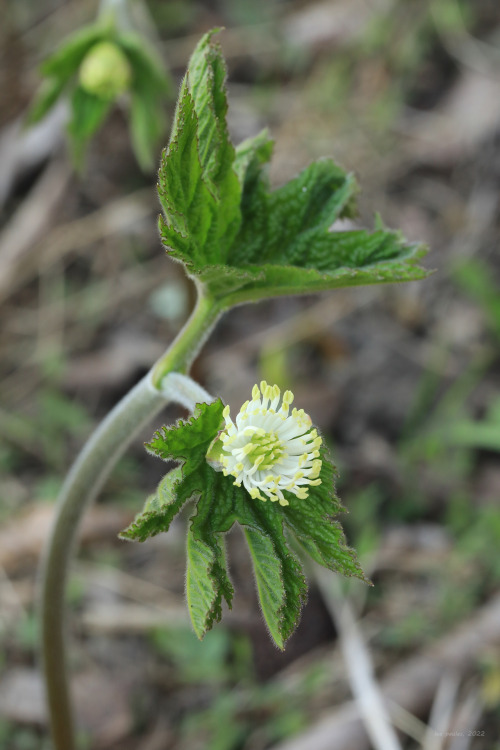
[219,381,322,506]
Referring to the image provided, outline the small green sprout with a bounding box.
[157,31,429,309]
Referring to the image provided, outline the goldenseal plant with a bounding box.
[121,380,358,647]
[39,28,430,750]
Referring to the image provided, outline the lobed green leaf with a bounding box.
[158,83,219,268]
[122,398,364,648]
[217,239,429,303]
[187,468,235,636]
[186,525,233,639]
[158,30,241,273]
[231,159,357,268]
[121,401,225,542]
[235,495,307,648]
[119,466,187,542]
[282,446,369,582]
[157,30,430,302]
[147,399,225,462]
[243,530,287,647]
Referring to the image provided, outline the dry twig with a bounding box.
[314,568,403,750]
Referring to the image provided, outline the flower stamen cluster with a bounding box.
[220,382,322,506]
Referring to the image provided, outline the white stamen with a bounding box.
[218,382,322,505]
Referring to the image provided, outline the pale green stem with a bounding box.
[40,290,222,750]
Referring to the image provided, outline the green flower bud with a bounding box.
[79,41,132,100]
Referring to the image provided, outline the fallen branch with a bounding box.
[314,568,402,750]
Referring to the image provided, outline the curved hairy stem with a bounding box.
[40,290,222,750]
[160,371,215,410]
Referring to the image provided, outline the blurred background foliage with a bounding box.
[1,0,500,747]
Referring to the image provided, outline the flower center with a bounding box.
[216,382,323,506]
[246,431,284,471]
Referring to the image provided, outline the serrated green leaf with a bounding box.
[40,23,107,80]
[187,468,234,636]
[158,83,220,269]
[233,128,274,186]
[291,226,418,270]
[157,29,429,302]
[147,400,234,635]
[147,399,224,461]
[158,31,241,272]
[282,446,369,582]
[184,461,306,647]
[176,125,273,296]
[188,460,306,647]
[186,527,232,639]
[184,32,240,238]
[220,238,428,303]
[119,466,186,542]
[195,242,427,301]
[121,401,225,543]
[126,397,364,648]
[232,159,358,267]
[243,529,286,647]
[186,30,230,191]
[239,502,307,648]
